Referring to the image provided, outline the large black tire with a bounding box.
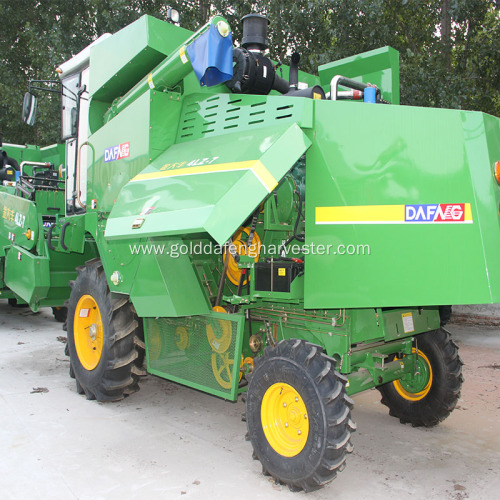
[8,298,28,308]
[378,328,463,427]
[439,305,452,326]
[246,339,355,492]
[66,259,145,401]
[52,306,68,323]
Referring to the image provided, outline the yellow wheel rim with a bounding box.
[211,351,234,389]
[261,383,309,457]
[393,348,433,401]
[148,321,162,361]
[223,227,261,286]
[73,294,103,371]
[207,306,232,353]
[175,326,190,350]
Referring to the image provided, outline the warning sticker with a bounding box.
[278,268,286,277]
[179,46,188,64]
[147,73,154,89]
[79,308,90,318]
[402,312,415,333]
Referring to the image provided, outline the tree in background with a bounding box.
[0,1,498,145]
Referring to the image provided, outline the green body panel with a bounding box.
[1,143,65,166]
[318,46,400,104]
[130,237,210,317]
[87,90,182,213]
[89,15,191,133]
[105,120,311,245]
[0,191,38,253]
[304,101,500,309]
[0,185,97,309]
[4,245,49,306]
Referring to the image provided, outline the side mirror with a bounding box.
[22,92,37,126]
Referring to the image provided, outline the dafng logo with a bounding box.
[104,142,130,163]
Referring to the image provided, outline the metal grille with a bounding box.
[177,94,298,143]
[145,313,243,399]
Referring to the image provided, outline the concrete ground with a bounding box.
[0,303,499,500]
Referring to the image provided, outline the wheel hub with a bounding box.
[261,382,309,457]
[73,294,104,371]
[393,348,433,401]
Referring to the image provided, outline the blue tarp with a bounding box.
[187,24,233,87]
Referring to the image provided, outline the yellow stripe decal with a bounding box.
[316,203,473,224]
[317,205,405,224]
[252,160,278,192]
[132,160,277,193]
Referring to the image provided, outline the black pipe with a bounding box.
[289,52,300,89]
[332,75,382,102]
[272,75,290,94]
[5,156,19,171]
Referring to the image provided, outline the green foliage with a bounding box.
[0,1,498,146]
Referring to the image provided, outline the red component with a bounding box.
[291,258,304,264]
[353,90,363,100]
[494,161,500,185]
[241,269,247,275]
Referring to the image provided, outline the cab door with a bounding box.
[62,66,90,215]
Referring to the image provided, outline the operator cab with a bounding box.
[56,35,110,215]
[21,34,110,216]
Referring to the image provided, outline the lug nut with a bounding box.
[283,402,287,407]
[297,430,302,435]
[285,423,288,428]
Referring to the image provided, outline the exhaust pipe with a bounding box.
[289,52,300,90]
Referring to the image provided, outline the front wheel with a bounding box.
[66,259,144,401]
[378,328,463,427]
[246,339,355,492]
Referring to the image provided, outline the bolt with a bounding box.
[297,430,302,435]
[283,402,287,408]
[304,414,307,419]
[285,423,288,428]
[295,397,299,402]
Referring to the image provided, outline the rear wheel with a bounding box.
[378,329,463,427]
[246,339,355,492]
[66,259,144,401]
[439,305,452,326]
[52,306,68,323]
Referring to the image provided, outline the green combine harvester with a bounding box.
[3,12,500,492]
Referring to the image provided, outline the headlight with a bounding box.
[167,8,180,24]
